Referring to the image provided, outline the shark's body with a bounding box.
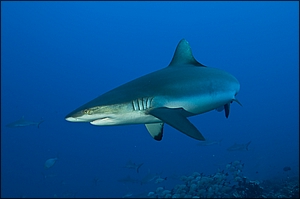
[155,176,167,184]
[123,160,144,173]
[65,39,240,141]
[140,172,161,185]
[227,141,251,151]
[197,138,223,146]
[6,116,44,128]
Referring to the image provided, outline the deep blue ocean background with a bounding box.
[1,1,299,198]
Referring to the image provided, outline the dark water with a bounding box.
[1,2,298,198]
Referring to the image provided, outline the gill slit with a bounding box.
[132,97,153,111]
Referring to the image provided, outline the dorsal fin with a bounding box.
[168,39,204,67]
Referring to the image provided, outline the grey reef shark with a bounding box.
[227,141,252,151]
[6,116,44,128]
[123,160,144,173]
[65,39,241,141]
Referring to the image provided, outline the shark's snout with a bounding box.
[65,116,78,122]
[65,111,86,122]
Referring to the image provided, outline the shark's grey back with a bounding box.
[73,66,238,110]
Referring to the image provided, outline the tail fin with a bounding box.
[37,120,44,128]
[136,163,144,173]
[246,141,252,150]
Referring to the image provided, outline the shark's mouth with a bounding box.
[90,117,112,125]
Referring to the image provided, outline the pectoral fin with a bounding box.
[148,107,205,141]
[145,123,164,141]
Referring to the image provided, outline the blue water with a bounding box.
[1,1,298,198]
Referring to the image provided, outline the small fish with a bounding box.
[226,163,232,169]
[227,141,251,151]
[232,160,242,166]
[283,166,291,171]
[92,177,101,186]
[122,193,133,198]
[6,116,44,128]
[44,157,58,169]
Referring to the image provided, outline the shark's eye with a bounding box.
[83,109,90,114]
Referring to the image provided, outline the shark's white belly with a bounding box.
[90,110,161,126]
[89,89,234,126]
